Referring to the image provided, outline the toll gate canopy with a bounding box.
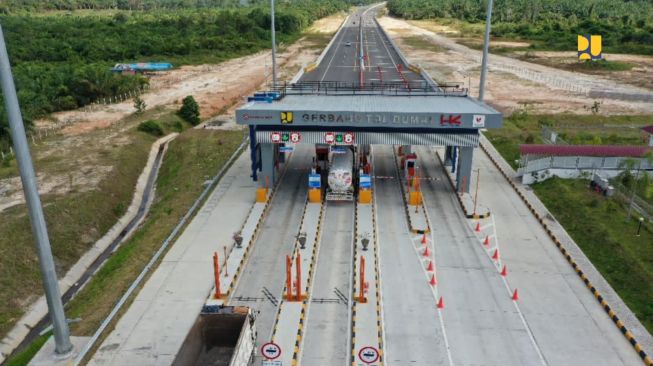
[235,5,503,192]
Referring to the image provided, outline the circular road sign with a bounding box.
[290,132,301,143]
[344,132,355,144]
[270,132,281,143]
[358,346,379,364]
[261,342,281,360]
[325,132,335,144]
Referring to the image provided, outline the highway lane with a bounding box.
[301,202,355,365]
[228,144,314,362]
[467,147,644,365]
[373,145,448,365]
[416,146,545,366]
[417,145,644,365]
[299,5,425,87]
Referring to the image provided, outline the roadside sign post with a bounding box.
[261,342,281,360]
[358,346,380,364]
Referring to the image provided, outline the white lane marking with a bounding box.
[472,216,548,366]
[392,147,454,366]
[319,12,354,82]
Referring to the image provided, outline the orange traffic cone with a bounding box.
[437,296,444,309]
[429,274,437,286]
[421,233,427,245]
[426,260,434,272]
[492,249,499,261]
[423,246,430,257]
[511,289,519,301]
[500,265,507,277]
[475,222,481,232]
[483,236,490,246]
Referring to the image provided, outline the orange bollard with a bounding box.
[512,289,519,301]
[213,252,221,299]
[423,246,430,257]
[500,265,507,277]
[437,296,444,309]
[475,222,481,232]
[358,256,367,303]
[492,249,499,261]
[295,252,302,301]
[285,255,292,300]
[429,274,437,286]
[483,236,490,246]
[421,233,427,245]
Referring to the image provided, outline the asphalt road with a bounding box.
[299,5,425,88]
[301,202,355,365]
[373,145,449,365]
[415,145,644,366]
[228,144,314,362]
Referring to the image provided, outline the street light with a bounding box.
[636,217,644,237]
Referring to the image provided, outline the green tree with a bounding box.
[178,95,200,125]
[133,95,146,114]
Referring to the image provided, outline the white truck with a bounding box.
[173,306,256,366]
[327,147,355,201]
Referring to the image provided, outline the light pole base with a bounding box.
[28,336,89,366]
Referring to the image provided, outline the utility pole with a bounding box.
[270,0,277,86]
[478,0,494,102]
[0,25,72,355]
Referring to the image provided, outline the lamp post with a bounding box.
[478,0,494,101]
[270,0,277,86]
[636,217,644,237]
[0,25,72,355]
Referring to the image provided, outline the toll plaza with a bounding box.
[236,83,502,194]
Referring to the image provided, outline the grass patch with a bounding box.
[484,113,653,169]
[302,32,333,50]
[0,129,155,338]
[532,178,653,332]
[64,128,244,338]
[402,35,445,52]
[560,59,634,72]
[3,333,50,366]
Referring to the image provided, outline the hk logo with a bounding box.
[440,114,462,126]
[578,35,602,61]
[280,111,293,124]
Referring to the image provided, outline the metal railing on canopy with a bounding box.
[267,81,468,97]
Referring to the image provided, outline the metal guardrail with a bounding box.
[266,81,467,97]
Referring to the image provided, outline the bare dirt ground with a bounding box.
[0,12,346,212]
[379,16,653,115]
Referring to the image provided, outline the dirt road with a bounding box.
[379,16,653,115]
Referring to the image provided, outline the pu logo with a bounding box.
[578,35,602,61]
[280,111,293,124]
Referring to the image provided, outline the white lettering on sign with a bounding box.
[344,132,355,144]
[261,342,281,360]
[358,346,380,364]
[473,114,486,128]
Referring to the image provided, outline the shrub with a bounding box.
[137,120,164,136]
[178,96,201,125]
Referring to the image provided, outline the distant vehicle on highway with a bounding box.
[345,42,352,47]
